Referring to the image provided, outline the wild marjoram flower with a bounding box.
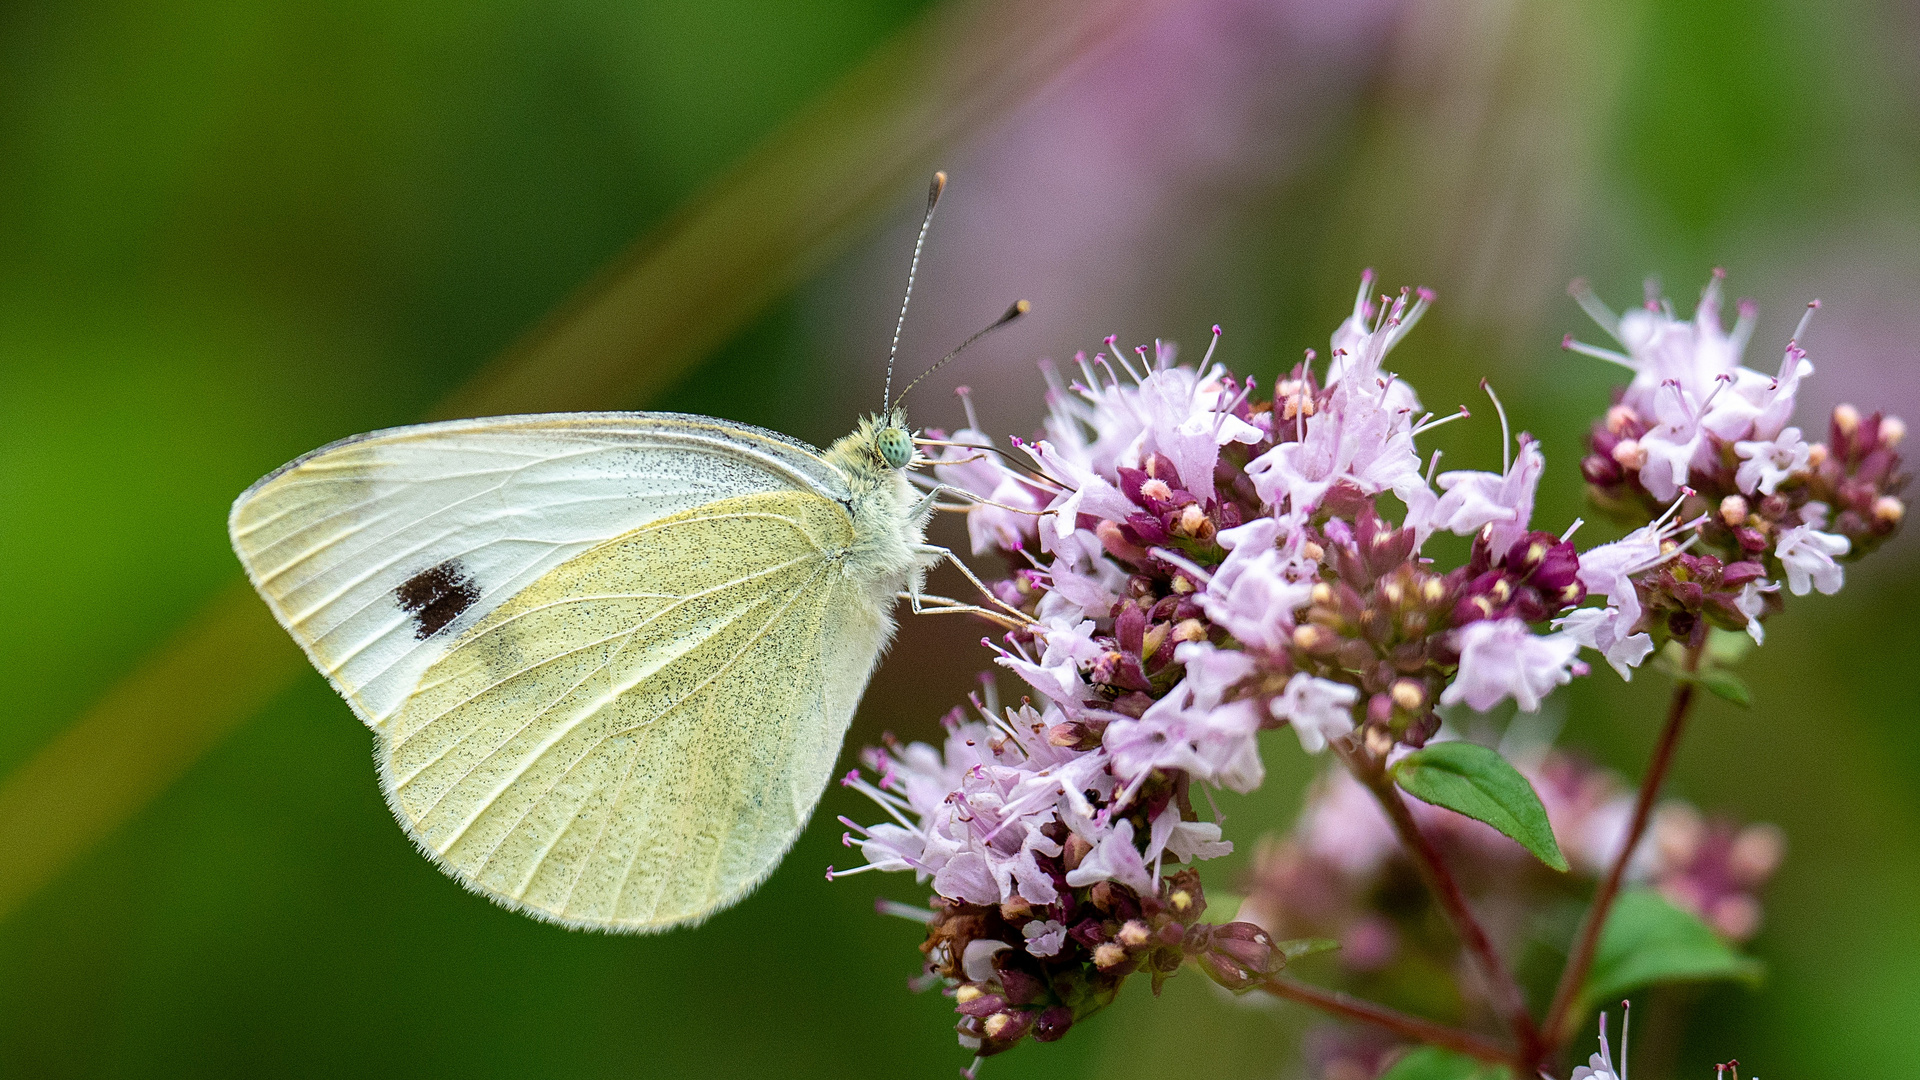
[1571,1006,1629,1080]
[831,271,1902,1075]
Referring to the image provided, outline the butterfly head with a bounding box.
[831,409,920,482]
[875,423,914,470]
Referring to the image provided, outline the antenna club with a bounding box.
[928,170,948,208]
[1562,333,1576,349]
[1212,324,1222,337]
[891,299,1033,409]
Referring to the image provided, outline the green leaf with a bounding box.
[1696,668,1752,707]
[1581,889,1764,1011]
[1278,938,1340,963]
[1377,1046,1512,1080]
[1391,742,1570,872]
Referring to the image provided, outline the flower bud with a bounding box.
[1064,833,1093,872]
[1140,477,1174,503]
[1194,921,1281,990]
[1117,920,1151,948]
[1033,1006,1074,1043]
[1834,403,1860,436]
[1874,496,1904,526]
[957,991,1008,1018]
[1366,693,1393,725]
[1655,804,1705,865]
[983,1009,1032,1043]
[1363,725,1394,758]
[1612,439,1648,470]
[1729,822,1787,881]
[1710,894,1763,941]
[1581,453,1623,486]
[1806,442,1829,468]
[1095,519,1146,563]
[1174,503,1209,537]
[1720,494,1748,526]
[1882,415,1906,447]
[1140,621,1170,662]
[1390,678,1425,711]
[1172,618,1207,643]
[1092,942,1128,969]
[1292,623,1338,655]
[1606,404,1639,434]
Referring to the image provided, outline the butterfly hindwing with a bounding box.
[377,488,889,931]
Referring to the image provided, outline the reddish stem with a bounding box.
[1259,976,1514,1066]
[1540,642,1704,1060]
[1341,745,1542,1066]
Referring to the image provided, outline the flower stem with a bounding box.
[1259,976,1514,1066]
[1540,641,1705,1060]
[1339,744,1542,1066]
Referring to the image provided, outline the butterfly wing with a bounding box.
[229,412,849,728]
[378,487,888,930]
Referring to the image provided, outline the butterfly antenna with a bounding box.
[883,170,948,409]
[891,300,1030,412]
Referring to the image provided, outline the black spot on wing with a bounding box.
[396,559,480,640]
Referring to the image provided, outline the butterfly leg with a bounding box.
[907,542,1035,626]
[906,482,1045,521]
[896,592,1027,631]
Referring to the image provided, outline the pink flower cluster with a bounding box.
[1571,273,1906,637]
[832,271,1899,1069]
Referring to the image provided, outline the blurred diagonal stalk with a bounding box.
[0,0,1182,922]
[436,0,1178,419]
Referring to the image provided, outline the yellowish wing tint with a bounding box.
[379,488,886,931]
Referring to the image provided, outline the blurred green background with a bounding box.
[2,0,1916,1077]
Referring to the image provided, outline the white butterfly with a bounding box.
[228,174,1029,932]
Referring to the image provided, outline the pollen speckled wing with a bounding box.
[229,411,910,931]
[229,412,849,727]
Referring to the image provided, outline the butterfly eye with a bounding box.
[876,427,914,470]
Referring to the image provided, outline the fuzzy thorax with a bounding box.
[824,409,933,595]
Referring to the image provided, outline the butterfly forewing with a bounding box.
[228,413,848,727]
[379,489,885,930]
